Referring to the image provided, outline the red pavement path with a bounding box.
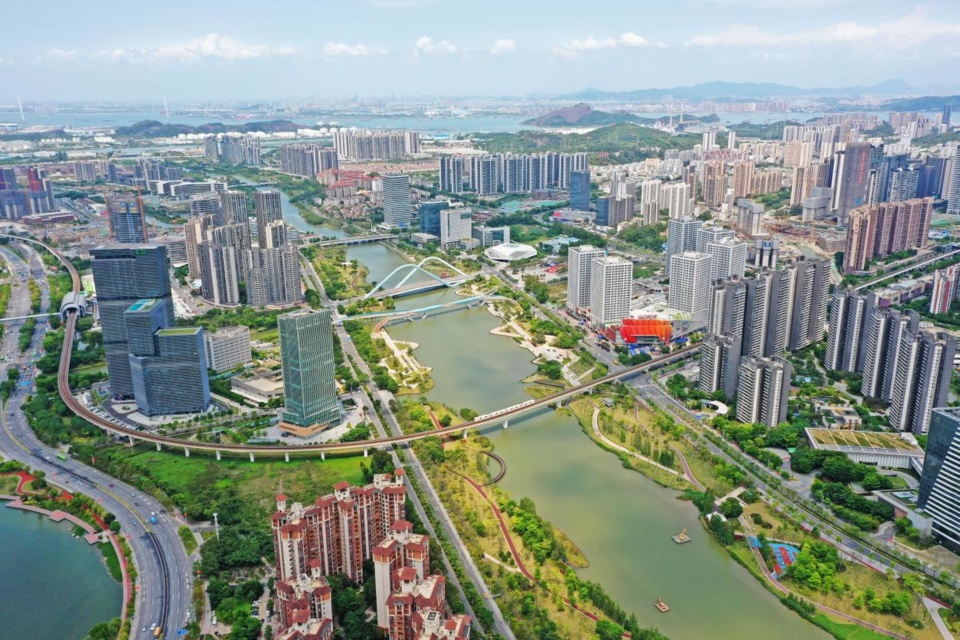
[746,532,908,639]
[452,468,633,638]
[1,471,132,629]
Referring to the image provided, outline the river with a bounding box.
[0,506,122,640]
[348,243,826,640]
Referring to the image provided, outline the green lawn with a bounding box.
[812,614,890,640]
[119,448,366,506]
[0,474,20,494]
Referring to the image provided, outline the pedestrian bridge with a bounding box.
[363,257,473,300]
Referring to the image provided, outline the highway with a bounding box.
[0,238,192,640]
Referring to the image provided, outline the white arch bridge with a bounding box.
[363,256,474,300]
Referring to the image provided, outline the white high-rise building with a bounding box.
[662,182,693,219]
[948,146,960,215]
[589,256,633,327]
[382,174,412,228]
[439,156,464,193]
[566,245,605,313]
[439,207,472,247]
[638,180,662,224]
[707,237,748,282]
[668,251,712,314]
[666,216,702,277]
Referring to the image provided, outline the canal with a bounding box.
[349,243,826,640]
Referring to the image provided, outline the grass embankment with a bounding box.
[566,396,689,490]
[0,474,20,494]
[99,542,123,582]
[302,246,370,300]
[179,525,198,554]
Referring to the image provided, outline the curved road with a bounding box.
[0,239,191,640]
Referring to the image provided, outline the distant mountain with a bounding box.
[562,80,920,101]
[882,95,960,112]
[522,103,644,127]
[114,119,303,138]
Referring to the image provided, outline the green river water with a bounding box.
[344,242,828,640]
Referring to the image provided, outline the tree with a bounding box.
[718,498,743,519]
[596,620,626,640]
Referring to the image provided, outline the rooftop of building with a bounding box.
[157,327,201,336]
[805,428,924,456]
[127,298,160,312]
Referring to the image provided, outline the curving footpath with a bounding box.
[591,408,681,478]
[452,468,633,639]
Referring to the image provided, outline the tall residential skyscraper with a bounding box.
[701,161,726,209]
[199,242,241,306]
[706,237,747,283]
[569,169,591,211]
[823,291,873,372]
[947,146,960,214]
[666,216,702,277]
[220,190,248,226]
[382,174,412,228]
[278,309,341,436]
[668,251,712,314]
[255,190,283,245]
[732,161,755,199]
[107,194,148,244]
[279,143,338,177]
[184,214,215,280]
[662,182,693,219]
[930,266,959,315]
[788,258,830,351]
[917,408,960,554]
[831,142,881,224]
[736,356,792,427]
[889,330,955,434]
[566,245,605,313]
[91,246,175,397]
[189,192,224,224]
[842,198,934,273]
[438,156,464,194]
[589,256,632,326]
[695,223,734,253]
[245,245,302,308]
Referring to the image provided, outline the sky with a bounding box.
[2,0,960,102]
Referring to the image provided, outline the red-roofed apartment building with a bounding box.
[271,472,406,584]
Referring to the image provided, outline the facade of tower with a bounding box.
[382,174,412,228]
[255,189,284,245]
[668,251,712,314]
[107,194,148,244]
[565,245,605,312]
[278,309,341,435]
[589,256,632,326]
[91,246,175,397]
[666,216,702,278]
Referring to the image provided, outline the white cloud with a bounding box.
[414,36,457,55]
[553,33,663,59]
[687,10,960,52]
[42,49,81,61]
[321,42,388,57]
[489,38,516,54]
[57,33,296,64]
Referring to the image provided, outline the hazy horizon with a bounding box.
[3,0,960,102]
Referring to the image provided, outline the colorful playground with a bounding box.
[748,537,800,578]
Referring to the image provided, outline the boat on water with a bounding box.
[672,528,691,544]
[655,597,670,612]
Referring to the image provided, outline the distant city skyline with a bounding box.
[3,0,960,101]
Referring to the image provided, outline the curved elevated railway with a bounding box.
[9,234,695,458]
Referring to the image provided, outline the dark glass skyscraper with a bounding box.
[569,169,591,211]
[918,408,960,553]
[278,309,341,435]
[91,246,175,397]
[418,200,449,236]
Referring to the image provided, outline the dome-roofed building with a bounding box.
[484,242,537,262]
